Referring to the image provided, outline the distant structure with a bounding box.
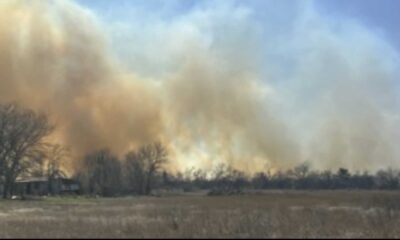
[14,177,80,196]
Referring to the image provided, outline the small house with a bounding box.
[15,177,80,196]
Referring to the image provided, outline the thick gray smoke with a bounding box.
[283,6,400,171]
[0,0,398,173]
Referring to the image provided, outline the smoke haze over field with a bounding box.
[0,0,399,173]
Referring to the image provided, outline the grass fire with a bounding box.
[1,0,400,238]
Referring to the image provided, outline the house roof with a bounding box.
[16,177,48,183]
[15,176,79,183]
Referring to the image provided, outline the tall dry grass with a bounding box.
[0,191,399,238]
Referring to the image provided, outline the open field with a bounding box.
[1,191,400,238]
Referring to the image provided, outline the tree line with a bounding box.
[75,142,168,197]
[170,162,400,195]
[1,102,400,199]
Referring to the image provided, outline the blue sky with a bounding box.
[76,0,400,50]
[317,0,400,50]
[73,0,400,83]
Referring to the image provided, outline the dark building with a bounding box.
[15,177,80,196]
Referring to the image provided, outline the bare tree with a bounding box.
[46,144,70,194]
[46,144,69,177]
[124,150,145,194]
[208,163,248,195]
[0,103,54,198]
[293,161,311,179]
[76,149,122,197]
[125,142,168,195]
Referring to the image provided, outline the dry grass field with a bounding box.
[1,191,400,238]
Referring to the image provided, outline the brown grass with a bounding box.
[1,190,400,238]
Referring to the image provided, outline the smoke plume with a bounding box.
[0,0,399,173]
